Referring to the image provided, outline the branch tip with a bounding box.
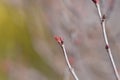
[54,36,63,45]
[92,0,99,4]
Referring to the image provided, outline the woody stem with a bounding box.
[61,44,79,80]
[96,3,120,80]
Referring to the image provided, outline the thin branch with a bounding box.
[55,36,79,80]
[93,1,120,80]
[62,44,79,80]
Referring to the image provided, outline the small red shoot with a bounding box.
[92,0,99,4]
[54,36,63,45]
[105,45,109,49]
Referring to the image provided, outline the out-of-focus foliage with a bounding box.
[0,1,62,80]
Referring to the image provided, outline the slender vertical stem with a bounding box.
[62,44,79,80]
[96,3,120,80]
[54,36,79,80]
[96,4,102,20]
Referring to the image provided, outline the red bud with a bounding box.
[105,45,109,49]
[102,15,106,20]
[92,0,99,4]
[69,56,75,65]
[54,36,63,45]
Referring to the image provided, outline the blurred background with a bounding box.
[0,0,120,80]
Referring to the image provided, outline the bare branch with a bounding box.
[55,36,79,80]
[94,2,120,80]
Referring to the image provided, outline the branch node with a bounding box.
[92,0,99,4]
[105,45,109,49]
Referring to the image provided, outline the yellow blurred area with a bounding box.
[0,3,8,24]
[0,1,62,80]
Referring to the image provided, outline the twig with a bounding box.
[92,0,120,80]
[55,36,79,80]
